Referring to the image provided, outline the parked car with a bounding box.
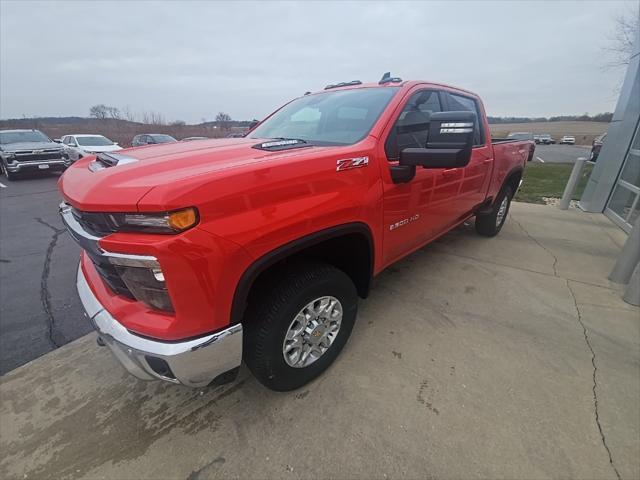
[61,134,122,161]
[538,134,555,145]
[534,134,541,144]
[560,135,576,145]
[507,132,534,141]
[131,134,177,147]
[181,136,209,142]
[0,129,70,180]
[60,78,532,391]
[590,133,606,161]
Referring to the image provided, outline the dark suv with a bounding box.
[0,129,70,181]
[131,134,177,147]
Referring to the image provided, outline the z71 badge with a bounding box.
[336,156,369,171]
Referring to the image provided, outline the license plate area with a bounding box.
[38,164,50,170]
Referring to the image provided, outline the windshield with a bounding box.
[0,130,50,145]
[150,134,176,143]
[76,136,114,146]
[249,87,399,146]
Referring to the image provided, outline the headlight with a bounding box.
[3,152,16,162]
[108,207,199,234]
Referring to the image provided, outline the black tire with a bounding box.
[243,261,358,391]
[475,185,513,237]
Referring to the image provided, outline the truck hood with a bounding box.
[1,141,64,153]
[59,137,329,211]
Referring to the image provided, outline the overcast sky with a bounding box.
[0,0,636,122]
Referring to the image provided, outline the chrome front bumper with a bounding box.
[6,159,70,171]
[76,265,243,388]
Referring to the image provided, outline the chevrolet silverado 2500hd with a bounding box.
[1,129,71,180]
[59,77,532,391]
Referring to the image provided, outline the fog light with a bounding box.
[107,255,173,312]
[116,266,174,312]
[152,268,165,282]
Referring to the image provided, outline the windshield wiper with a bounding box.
[268,137,307,144]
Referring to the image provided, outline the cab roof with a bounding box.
[308,79,480,99]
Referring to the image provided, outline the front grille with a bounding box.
[85,250,135,299]
[14,150,65,162]
[71,208,117,237]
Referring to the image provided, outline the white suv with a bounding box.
[560,135,576,145]
[61,134,122,161]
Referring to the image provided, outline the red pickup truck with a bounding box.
[59,76,533,391]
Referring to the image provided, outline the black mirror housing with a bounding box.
[402,111,475,169]
[426,111,476,150]
[391,111,476,183]
[400,146,472,169]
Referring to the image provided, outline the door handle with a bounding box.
[483,158,493,164]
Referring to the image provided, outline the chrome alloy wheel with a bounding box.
[496,196,509,228]
[282,296,343,368]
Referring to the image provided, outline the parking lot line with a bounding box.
[0,182,7,188]
[536,156,545,163]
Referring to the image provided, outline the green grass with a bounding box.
[515,163,593,204]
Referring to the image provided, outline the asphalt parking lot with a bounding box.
[533,144,590,163]
[1,202,638,479]
[0,173,87,375]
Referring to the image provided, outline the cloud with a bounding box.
[0,0,633,121]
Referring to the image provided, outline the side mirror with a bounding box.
[391,111,476,183]
[53,138,61,143]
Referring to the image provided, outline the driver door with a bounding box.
[380,88,462,265]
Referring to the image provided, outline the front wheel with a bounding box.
[475,185,513,237]
[1,162,17,181]
[243,261,358,391]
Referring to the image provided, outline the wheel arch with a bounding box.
[230,222,374,325]
[503,166,524,197]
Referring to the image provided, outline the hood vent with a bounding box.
[89,152,139,172]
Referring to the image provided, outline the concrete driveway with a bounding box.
[1,203,638,480]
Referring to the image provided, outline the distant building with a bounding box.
[580,23,640,233]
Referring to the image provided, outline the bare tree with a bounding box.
[149,111,166,126]
[106,106,121,120]
[604,7,639,68]
[121,105,137,122]
[89,104,109,120]
[215,112,232,130]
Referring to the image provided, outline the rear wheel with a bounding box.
[475,185,513,237]
[243,261,358,391]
